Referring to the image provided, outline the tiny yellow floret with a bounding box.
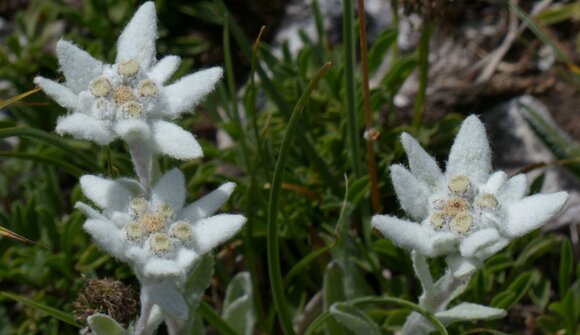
[444,197,470,217]
[118,59,140,77]
[429,210,446,230]
[149,233,172,254]
[450,211,473,234]
[170,221,193,242]
[89,77,112,97]
[448,175,471,194]
[128,197,149,217]
[475,193,498,209]
[113,86,135,104]
[138,80,158,97]
[125,221,145,240]
[121,101,143,118]
[157,203,174,221]
[140,213,165,233]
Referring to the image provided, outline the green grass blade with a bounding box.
[214,1,339,194]
[0,127,99,171]
[283,243,334,289]
[343,0,363,179]
[267,62,332,335]
[0,88,40,109]
[0,151,83,176]
[198,301,239,335]
[506,1,572,64]
[0,291,80,327]
[412,22,433,129]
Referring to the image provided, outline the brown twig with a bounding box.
[356,0,382,212]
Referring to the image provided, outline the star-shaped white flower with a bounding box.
[75,168,245,319]
[372,115,568,277]
[34,2,222,160]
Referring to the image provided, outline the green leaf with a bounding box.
[491,271,537,309]
[222,272,255,335]
[330,303,381,335]
[514,235,559,269]
[559,239,574,298]
[367,29,397,74]
[87,313,129,335]
[198,301,238,335]
[323,261,350,335]
[0,291,80,327]
[183,254,214,334]
[434,303,506,325]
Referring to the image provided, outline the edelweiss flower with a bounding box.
[34,2,222,160]
[372,115,568,277]
[75,168,245,319]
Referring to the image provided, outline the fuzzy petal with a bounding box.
[459,228,500,258]
[191,214,246,254]
[446,115,491,185]
[74,201,106,221]
[151,168,186,211]
[56,113,114,145]
[151,120,203,160]
[80,175,133,212]
[148,55,181,84]
[176,248,199,270]
[435,303,506,325]
[163,67,223,117]
[116,2,157,69]
[143,258,184,279]
[180,182,236,222]
[56,40,104,93]
[505,191,568,238]
[114,119,150,141]
[84,219,126,261]
[446,254,480,278]
[499,174,527,204]
[480,171,507,194]
[477,237,510,261]
[391,164,431,220]
[400,133,442,188]
[34,77,79,110]
[372,215,438,257]
[145,281,188,320]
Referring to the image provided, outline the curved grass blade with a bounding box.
[0,151,84,176]
[0,127,99,171]
[0,291,80,327]
[198,301,238,335]
[267,62,332,335]
[0,226,47,248]
[0,88,40,109]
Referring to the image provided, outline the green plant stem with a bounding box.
[267,62,332,335]
[343,0,371,244]
[412,21,433,130]
[356,0,381,213]
[223,13,250,170]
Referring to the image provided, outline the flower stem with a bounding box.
[412,21,434,130]
[128,139,152,195]
[402,257,469,334]
[134,288,154,335]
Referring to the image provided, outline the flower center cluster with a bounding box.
[428,175,499,235]
[124,197,193,256]
[86,59,160,121]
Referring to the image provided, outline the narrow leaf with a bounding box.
[1,291,80,327]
